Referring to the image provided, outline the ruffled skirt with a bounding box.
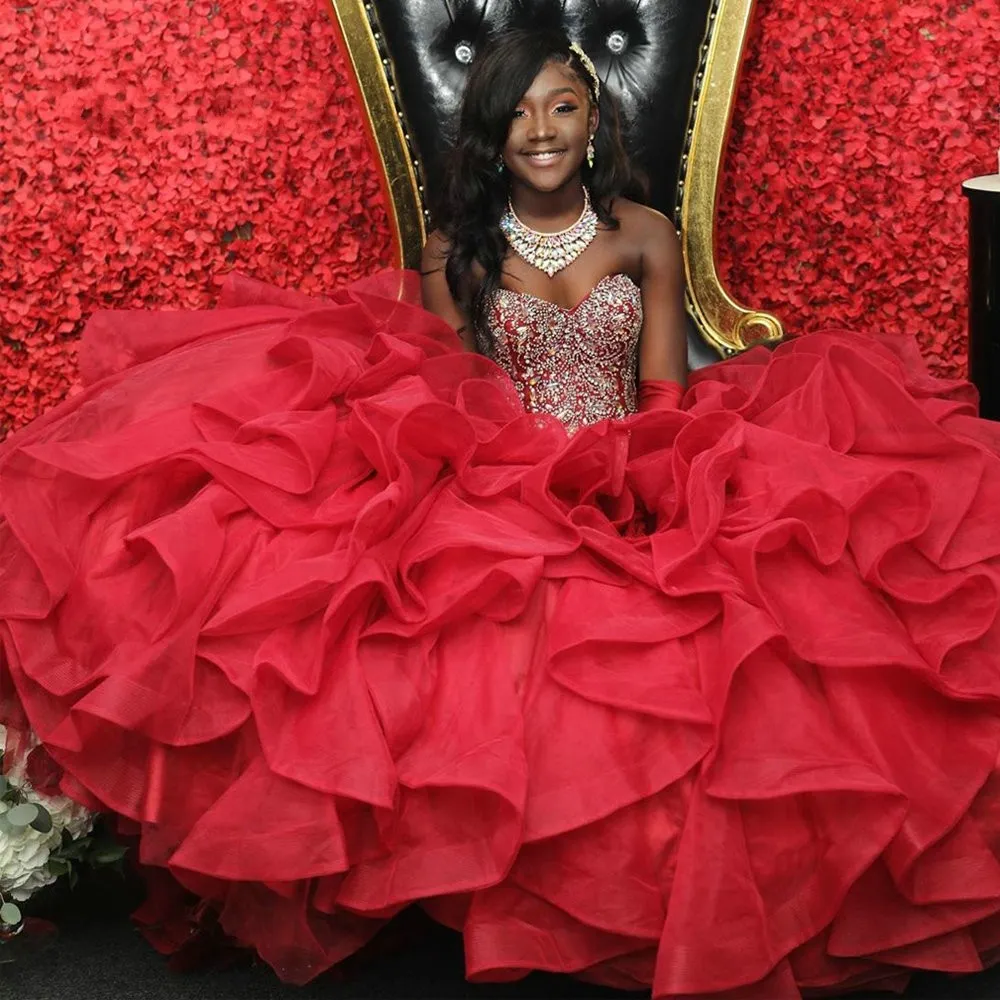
[4,272,1000,998]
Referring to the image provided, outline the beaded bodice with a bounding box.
[487,273,642,432]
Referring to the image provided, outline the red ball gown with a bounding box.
[3,269,1000,999]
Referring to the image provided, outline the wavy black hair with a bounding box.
[433,28,646,351]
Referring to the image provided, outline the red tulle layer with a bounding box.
[4,271,1000,998]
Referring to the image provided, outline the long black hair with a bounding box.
[433,28,646,351]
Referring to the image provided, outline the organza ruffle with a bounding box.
[3,271,1000,997]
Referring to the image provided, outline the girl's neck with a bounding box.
[508,180,587,233]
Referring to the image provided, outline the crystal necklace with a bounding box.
[500,187,599,278]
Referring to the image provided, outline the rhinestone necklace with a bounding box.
[500,187,599,278]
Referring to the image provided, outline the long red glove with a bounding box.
[638,379,684,412]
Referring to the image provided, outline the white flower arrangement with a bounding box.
[0,723,126,935]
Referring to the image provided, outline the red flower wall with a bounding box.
[719,0,999,378]
[0,0,393,437]
[1,0,998,437]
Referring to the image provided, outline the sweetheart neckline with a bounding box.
[494,272,640,315]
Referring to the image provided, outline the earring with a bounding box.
[586,136,595,169]
[496,154,505,174]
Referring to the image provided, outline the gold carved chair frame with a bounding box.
[328,0,783,357]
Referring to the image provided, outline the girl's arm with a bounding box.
[637,209,688,389]
[421,231,476,351]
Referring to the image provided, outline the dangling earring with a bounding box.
[496,154,505,174]
[586,136,595,169]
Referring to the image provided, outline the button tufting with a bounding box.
[606,30,628,55]
[367,0,726,292]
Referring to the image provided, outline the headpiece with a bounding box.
[568,42,601,105]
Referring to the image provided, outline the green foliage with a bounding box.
[0,902,21,928]
[0,749,128,937]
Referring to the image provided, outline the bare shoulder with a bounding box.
[421,229,451,273]
[612,199,679,250]
[611,200,682,289]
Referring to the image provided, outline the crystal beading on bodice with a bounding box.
[486,273,642,432]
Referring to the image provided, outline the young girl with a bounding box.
[3,27,1000,1000]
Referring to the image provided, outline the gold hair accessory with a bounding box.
[569,42,600,105]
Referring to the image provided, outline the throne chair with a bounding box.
[327,0,783,369]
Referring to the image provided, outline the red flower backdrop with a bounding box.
[1,0,998,437]
[0,0,392,437]
[718,0,1000,377]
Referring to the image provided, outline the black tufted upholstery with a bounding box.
[373,0,714,224]
[347,0,760,368]
[366,0,723,368]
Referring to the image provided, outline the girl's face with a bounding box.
[502,60,598,196]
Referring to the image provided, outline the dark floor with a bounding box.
[3,874,1000,1000]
